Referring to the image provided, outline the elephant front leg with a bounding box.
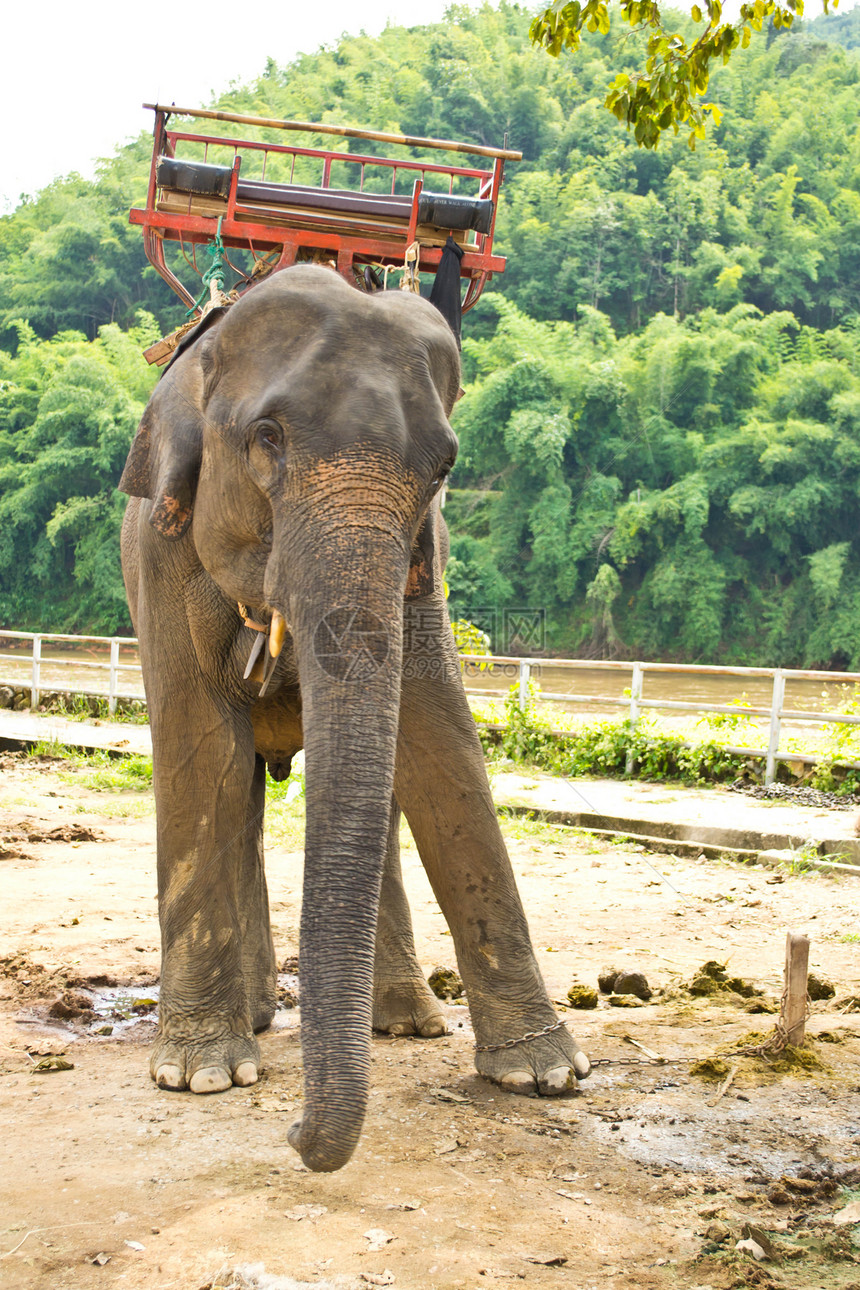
[395,662,591,1096]
[151,714,264,1094]
[372,798,447,1038]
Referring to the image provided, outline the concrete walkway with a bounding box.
[2,709,858,869]
[491,769,860,869]
[0,709,152,757]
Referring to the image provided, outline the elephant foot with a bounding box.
[252,1007,276,1033]
[245,957,279,1033]
[250,994,277,1033]
[372,976,447,1038]
[474,1021,591,1097]
[150,1029,262,1093]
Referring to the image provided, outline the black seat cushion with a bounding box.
[156,157,233,199]
[156,158,493,233]
[418,191,494,234]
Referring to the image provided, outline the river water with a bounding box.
[0,638,145,701]
[461,661,852,716]
[461,660,860,750]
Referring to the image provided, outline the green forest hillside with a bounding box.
[1,3,859,665]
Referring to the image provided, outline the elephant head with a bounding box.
[121,265,460,1170]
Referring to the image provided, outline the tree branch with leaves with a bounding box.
[530,0,833,148]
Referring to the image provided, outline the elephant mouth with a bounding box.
[240,605,291,693]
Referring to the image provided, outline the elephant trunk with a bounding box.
[274,528,407,1172]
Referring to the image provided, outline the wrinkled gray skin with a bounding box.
[119,265,590,1173]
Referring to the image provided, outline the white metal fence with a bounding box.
[3,630,860,785]
[0,630,142,715]
[461,654,860,785]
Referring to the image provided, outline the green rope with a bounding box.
[186,217,228,318]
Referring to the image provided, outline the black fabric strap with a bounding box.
[428,235,465,348]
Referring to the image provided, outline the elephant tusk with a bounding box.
[269,610,288,658]
[249,654,268,685]
[244,631,266,681]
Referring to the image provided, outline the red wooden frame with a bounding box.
[130,106,519,314]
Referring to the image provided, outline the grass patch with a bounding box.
[82,754,153,792]
[263,764,305,851]
[30,741,153,791]
[496,807,584,847]
[38,693,149,725]
[100,799,155,819]
[469,672,860,794]
[72,696,148,724]
[785,845,820,876]
[473,682,860,794]
[264,799,305,850]
[477,685,749,788]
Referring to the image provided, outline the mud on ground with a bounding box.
[1,750,859,1290]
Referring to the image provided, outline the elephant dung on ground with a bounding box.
[119,264,590,1172]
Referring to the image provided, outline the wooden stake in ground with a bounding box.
[782,932,810,1046]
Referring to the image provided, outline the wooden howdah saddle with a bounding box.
[130,104,520,363]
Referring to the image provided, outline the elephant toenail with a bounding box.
[499,1070,537,1095]
[189,1066,232,1094]
[233,1061,258,1087]
[539,1065,575,1095]
[573,1051,592,1079]
[155,1063,186,1090]
[420,1017,447,1038]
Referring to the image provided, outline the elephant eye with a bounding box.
[255,420,283,451]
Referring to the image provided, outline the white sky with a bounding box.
[0,0,452,212]
[2,0,855,213]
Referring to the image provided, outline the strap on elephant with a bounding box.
[239,603,288,696]
[186,218,239,319]
[400,240,421,294]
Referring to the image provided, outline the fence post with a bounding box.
[518,659,531,712]
[782,931,810,1047]
[765,669,785,786]
[109,638,120,716]
[30,635,42,711]
[625,661,644,775]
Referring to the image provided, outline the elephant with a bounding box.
[119,264,590,1173]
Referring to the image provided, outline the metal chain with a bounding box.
[723,983,810,1061]
[476,991,812,1066]
[589,1055,682,1067]
[475,1019,568,1053]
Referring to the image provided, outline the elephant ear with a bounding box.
[161,304,230,375]
[119,312,225,540]
[405,506,438,600]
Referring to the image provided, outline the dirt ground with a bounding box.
[1,749,859,1290]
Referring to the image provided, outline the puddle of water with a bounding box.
[88,983,160,1035]
[16,974,478,1045]
[15,982,161,1039]
[85,976,306,1035]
